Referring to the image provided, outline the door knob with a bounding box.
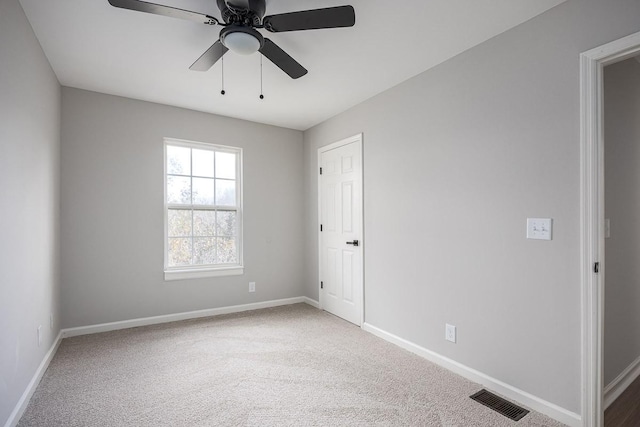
[346,240,359,246]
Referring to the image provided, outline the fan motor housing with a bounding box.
[218,0,265,26]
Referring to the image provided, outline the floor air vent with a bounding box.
[470,389,529,421]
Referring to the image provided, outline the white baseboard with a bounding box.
[4,331,63,427]
[362,322,581,427]
[604,354,640,409]
[301,296,320,308]
[62,297,316,338]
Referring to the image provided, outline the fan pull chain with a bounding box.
[220,55,226,95]
[259,55,264,100]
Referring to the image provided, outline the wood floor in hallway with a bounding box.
[605,375,640,427]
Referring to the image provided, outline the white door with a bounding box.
[319,134,363,326]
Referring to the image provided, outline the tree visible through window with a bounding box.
[164,139,242,274]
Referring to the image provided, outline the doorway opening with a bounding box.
[580,31,640,427]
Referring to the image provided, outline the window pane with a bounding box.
[215,179,236,206]
[168,238,192,267]
[165,140,241,272]
[193,210,216,236]
[192,149,214,178]
[194,238,216,265]
[215,152,236,179]
[192,177,214,205]
[168,209,192,237]
[216,211,236,237]
[217,237,237,264]
[167,176,191,204]
[167,146,191,175]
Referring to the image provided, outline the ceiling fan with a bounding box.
[107,0,356,79]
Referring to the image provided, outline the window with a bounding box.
[164,138,243,280]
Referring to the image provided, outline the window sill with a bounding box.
[164,266,244,281]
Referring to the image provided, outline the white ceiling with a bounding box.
[20,0,564,130]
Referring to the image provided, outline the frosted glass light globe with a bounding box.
[223,31,261,55]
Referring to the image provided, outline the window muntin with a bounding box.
[164,139,242,277]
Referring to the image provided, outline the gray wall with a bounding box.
[60,88,304,328]
[303,0,640,414]
[604,57,640,387]
[0,0,61,424]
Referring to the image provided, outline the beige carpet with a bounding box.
[18,304,565,426]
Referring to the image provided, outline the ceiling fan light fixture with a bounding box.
[220,26,264,55]
[225,32,260,55]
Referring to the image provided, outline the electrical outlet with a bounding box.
[249,282,256,293]
[445,324,456,343]
[37,325,42,347]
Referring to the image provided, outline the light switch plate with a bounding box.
[527,218,552,240]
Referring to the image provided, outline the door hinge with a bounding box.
[321,281,324,289]
[594,262,599,273]
[320,224,323,232]
[319,167,323,175]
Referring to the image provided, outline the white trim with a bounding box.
[580,30,640,427]
[164,266,243,281]
[301,297,320,308]
[317,133,365,327]
[319,133,363,152]
[603,354,640,410]
[362,322,581,427]
[4,331,63,427]
[163,137,242,153]
[61,297,314,338]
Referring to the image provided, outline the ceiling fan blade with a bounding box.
[263,5,355,33]
[260,39,307,79]
[108,0,218,25]
[190,41,228,71]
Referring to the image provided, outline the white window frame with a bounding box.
[163,137,243,280]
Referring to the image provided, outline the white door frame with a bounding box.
[580,31,640,427]
[317,133,364,326]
